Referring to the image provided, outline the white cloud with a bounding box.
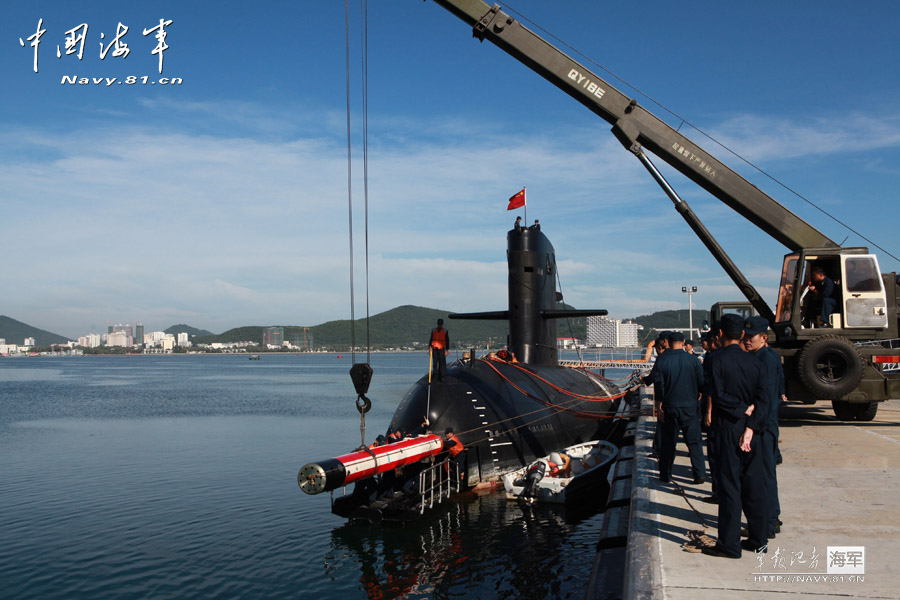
[3,101,899,338]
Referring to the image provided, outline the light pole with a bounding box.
[682,286,697,339]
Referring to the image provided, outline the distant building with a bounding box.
[24,337,36,347]
[111,323,132,336]
[177,332,190,347]
[263,327,284,347]
[557,337,582,350]
[147,331,167,345]
[587,316,643,348]
[135,324,144,346]
[106,331,129,347]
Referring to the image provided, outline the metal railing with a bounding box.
[417,458,460,514]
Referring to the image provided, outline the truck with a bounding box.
[427,0,900,420]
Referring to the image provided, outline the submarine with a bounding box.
[299,226,637,519]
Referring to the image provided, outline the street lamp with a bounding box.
[682,286,697,339]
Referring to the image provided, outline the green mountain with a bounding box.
[631,309,710,344]
[194,305,510,350]
[0,315,71,346]
[164,324,214,337]
[193,303,598,350]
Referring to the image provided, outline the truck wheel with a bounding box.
[831,400,857,421]
[855,402,878,422]
[797,335,865,399]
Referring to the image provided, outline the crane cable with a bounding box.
[346,0,373,447]
[502,3,899,265]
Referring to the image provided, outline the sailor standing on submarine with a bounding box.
[428,319,450,382]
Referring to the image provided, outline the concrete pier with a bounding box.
[618,388,899,599]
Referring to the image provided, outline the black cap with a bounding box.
[445,427,454,435]
[437,318,443,325]
[669,331,685,342]
[743,316,769,336]
[720,314,744,337]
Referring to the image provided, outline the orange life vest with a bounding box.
[445,433,464,457]
[430,328,448,350]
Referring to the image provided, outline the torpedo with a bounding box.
[299,225,637,520]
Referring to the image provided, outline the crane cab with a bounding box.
[774,248,897,343]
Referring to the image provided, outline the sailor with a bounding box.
[702,314,769,559]
[443,427,466,485]
[514,216,524,234]
[741,316,783,538]
[428,319,450,381]
[808,266,837,327]
[701,325,721,503]
[547,451,571,478]
[684,338,695,356]
[653,331,706,484]
[647,331,670,459]
[368,434,387,449]
[530,219,541,231]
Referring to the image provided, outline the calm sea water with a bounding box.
[0,353,611,599]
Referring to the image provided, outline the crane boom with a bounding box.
[431,0,838,252]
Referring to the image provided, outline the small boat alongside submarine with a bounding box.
[501,440,618,505]
[298,226,639,521]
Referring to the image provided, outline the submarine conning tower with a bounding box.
[508,227,561,365]
[450,227,609,366]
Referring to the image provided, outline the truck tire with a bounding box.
[831,400,857,421]
[855,402,878,422]
[797,335,865,399]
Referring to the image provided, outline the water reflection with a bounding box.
[327,491,604,599]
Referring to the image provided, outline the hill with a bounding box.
[164,324,214,337]
[0,315,71,346]
[631,309,710,344]
[193,305,511,349]
[190,307,707,350]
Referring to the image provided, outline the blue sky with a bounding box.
[2,0,899,340]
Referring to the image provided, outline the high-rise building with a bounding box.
[177,332,189,347]
[135,324,144,346]
[587,316,643,347]
[263,327,284,347]
[106,331,128,347]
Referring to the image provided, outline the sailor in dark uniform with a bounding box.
[702,314,769,558]
[700,327,721,503]
[654,331,706,483]
[742,316,783,538]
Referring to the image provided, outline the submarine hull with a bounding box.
[388,358,625,484]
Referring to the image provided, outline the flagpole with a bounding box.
[524,186,527,223]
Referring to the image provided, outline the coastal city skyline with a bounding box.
[3,1,899,340]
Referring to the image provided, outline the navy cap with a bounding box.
[743,316,769,336]
[719,314,744,337]
[668,331,685,343]
[685,338,696,346]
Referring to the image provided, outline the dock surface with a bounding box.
[624,391,899,600]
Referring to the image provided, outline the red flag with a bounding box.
[507,188,526,210]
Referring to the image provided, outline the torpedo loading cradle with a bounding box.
[298,227,639,522]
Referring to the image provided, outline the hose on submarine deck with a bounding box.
[434,359,648,448]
